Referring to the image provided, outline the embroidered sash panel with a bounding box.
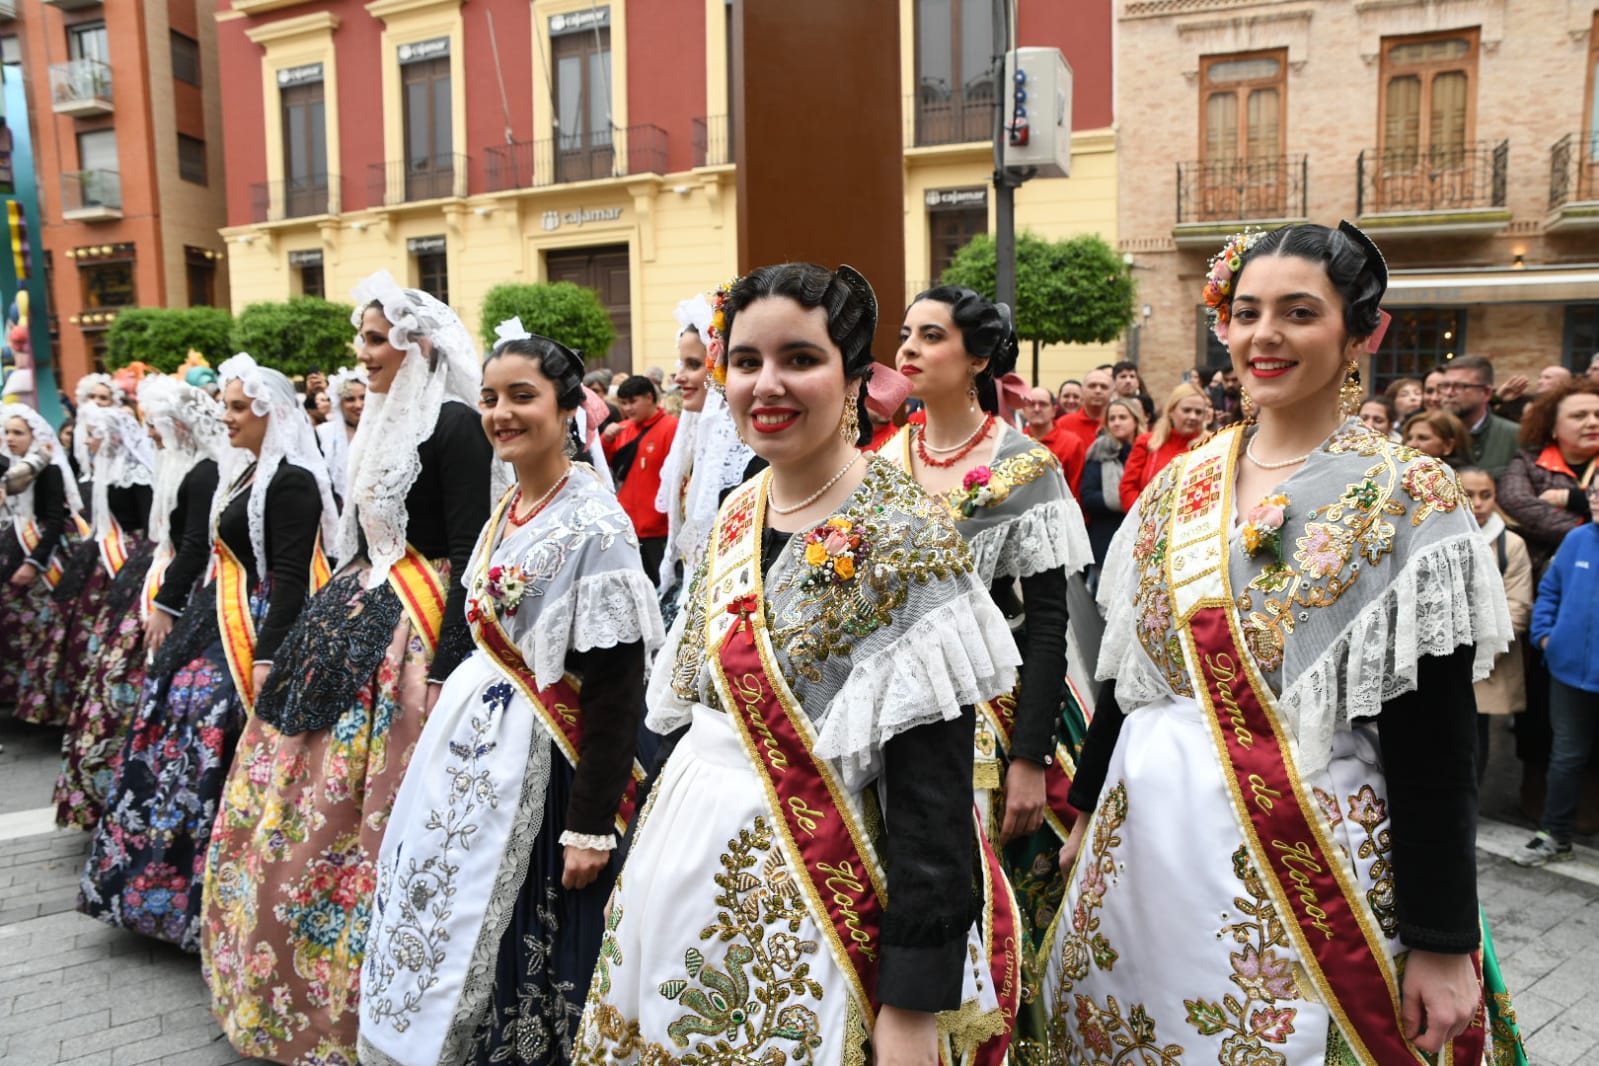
[389,543,445,655]
[98,517,128,578]
[472,487,643,836]
[1167,433,1485,1066]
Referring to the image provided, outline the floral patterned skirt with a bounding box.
[1039,696,1523,1065]
[201,569,436,1066]
[79,583,259,951]
[0,534,61,709]
[12,535,100,726]
[360,653,617,1066]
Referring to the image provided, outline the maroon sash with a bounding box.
[980,687,1080,839]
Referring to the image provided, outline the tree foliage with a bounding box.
[480,282,616,364]
[941,231,1137,347]
[230,297,358,377]
[105,307,233,373]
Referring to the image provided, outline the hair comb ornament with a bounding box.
[493,316,533,351]
[834,264,879,338]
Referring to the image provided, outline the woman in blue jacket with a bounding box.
[1517,481,1599,867]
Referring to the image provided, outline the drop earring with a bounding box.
[839,388,861,443]
[967,367,979,414]
[1240,388,1258,423]
[1339,360,1362,417]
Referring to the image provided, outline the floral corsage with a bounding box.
[707,276,738,388]
[958,465,1006,517]
[802,517,870,586]
[1240,494,1288,562]
[466,563,530,624]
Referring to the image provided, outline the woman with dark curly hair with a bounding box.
[1042,222,1523,1062]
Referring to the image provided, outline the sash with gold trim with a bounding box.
[97,517,129,578]
[703,474,1021,1064]
[1164,429,1486,1065]
[215,534,333,714]
[469,488,643,836]
[977,685,1085,842]
[389,543,446,656]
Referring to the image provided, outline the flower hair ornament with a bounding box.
[673,294,715,341]
[493,315,534,352]
[706,275,740,390]
[1204,228,1268,342]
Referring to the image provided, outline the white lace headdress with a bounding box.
[138,376,231,553]
[317,365,368,499]
[72,372,123,473]
[78,402,155,540]
[655,387,751,592]
[328,365,368,399]
[339,270,483,587]
[216,353,339,578]
[673,295,714,340]
[1,402,82,520]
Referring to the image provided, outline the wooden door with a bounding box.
[546,244,631,368]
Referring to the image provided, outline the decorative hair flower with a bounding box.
[1203,229,1268,338]
[958,465,1008,517]
[801,516,870,586]
[493,316,532,350]
[1240,493,1289,561]
[706,276,740,388]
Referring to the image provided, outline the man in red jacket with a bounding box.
[602,375,678,577]
[1022,386,1084,497]
[1056,367,1114,452]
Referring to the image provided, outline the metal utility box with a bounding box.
[1002,47,1073,178]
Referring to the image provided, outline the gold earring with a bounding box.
[1339,360,1362,417]
[1240,387,1258,423]
[840,390,860,443]
[968,367,980,414]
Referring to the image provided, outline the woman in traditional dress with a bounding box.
[0,403,82,708]
[1043,222,1525,1064]
[882,286,1093,1066]
[574,262,1024,1066]
[359,323,664,1066]
[656,293,754,613]
[78,374,252,949]
[54,401,155,830]
[1116,382,1210,512]
[316,366,367,504]
[203,272,494,1065]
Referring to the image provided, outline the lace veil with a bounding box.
[1,401,82,520]
[655,388,751,592]
[138,376,231,553]
[216,354,339,579]
[72,372,123,473]
[339,270,482,587]
[78,403,154,540]
[317,366,367,501]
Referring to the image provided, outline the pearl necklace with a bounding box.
[767,452,860,516]
[1245,437,1314,470]
[509,465,571,526]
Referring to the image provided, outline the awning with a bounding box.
[1384,265,1599,307]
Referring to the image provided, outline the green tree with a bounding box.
[230,297,358,377]
[479,282,616,363]
[105,307,233,372]
[941,231,1137,382]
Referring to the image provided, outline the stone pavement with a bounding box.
[4,716,1599,1064]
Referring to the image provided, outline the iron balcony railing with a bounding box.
[691,115,732,168]
[906,84,993,148]
[1175,155,1308,224]
[61,168,121,213]
[49,57,112,111]
[1549,131,1599,210]
[1357,140,1508,216]
[483,124,668,193]
[249,174,335,223]
[368,154,470,207]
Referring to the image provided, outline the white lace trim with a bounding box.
[1,402,81,516]
[521,568,667,692]
[1279,530,1511,775]
[81,405,155,540]
[139,379,228,552]
[813,585,1019,790]
[558,830,617,851]
[644,606,696,733]
[966,495,1094,585]
[1094,503,1169,713]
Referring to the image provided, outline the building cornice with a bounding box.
[244,11,339,46]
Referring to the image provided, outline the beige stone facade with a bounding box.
[1117,0,1599,400]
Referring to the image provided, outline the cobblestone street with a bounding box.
[3,715,1599,1064]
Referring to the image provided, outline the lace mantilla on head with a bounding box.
[71,373,123,474]
[215,353,338,578]
[655,388,753,593]
[1,402,82,519]
[340,270,483,587]
[648,457,1020,791]
[1097,420,1513,775]
[138,377,229,552]
[79,403,154,539]
[467,466,665,692]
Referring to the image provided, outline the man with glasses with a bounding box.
[1439,355,1520,478]
[1022,385,1085,497]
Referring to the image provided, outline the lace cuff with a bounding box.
[558,830,617,851]
[521,569,667,691]
[1279,530,1511,775]
[967,495,1094,584]
[813,584,1020,791]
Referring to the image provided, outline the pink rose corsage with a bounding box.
[802,516,870,587]
[1240,493,1288,561]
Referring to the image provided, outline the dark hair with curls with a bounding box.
[721,262,880,447]
[1517,377,1599,451]
[484,334,588,413]
[1232,222,1387,342]
[909,285,1020,415]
